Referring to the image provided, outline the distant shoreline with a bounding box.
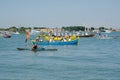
[0,26,120,34]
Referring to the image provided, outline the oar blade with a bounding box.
[17,48,29,50]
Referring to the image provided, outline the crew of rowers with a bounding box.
[35,34,76,42]
[34,31,78,42]
[48,36,72,42]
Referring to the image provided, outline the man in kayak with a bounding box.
[32,43,47,51]
[32,44,38,50]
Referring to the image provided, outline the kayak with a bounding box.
[17,47,57,51]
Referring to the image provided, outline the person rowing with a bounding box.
[32,44,38,50]
[32,43,46,51]
[25,29,31,43]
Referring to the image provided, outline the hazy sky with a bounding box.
[0,0,120,28]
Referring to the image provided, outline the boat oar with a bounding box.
[17,48,29,50]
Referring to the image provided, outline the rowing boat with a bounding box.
[31,38,79,45]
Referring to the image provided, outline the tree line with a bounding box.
[0,26,112,33]
[62,26,112,32]
[0,26,44,33]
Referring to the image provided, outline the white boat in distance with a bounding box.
[2,31,11,38]
[101,30,112,33]
[30,30,40,35]
[104,30,112,33]
[12,32,20,34]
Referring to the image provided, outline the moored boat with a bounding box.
[79,34,95,37]
[2,31,11,38]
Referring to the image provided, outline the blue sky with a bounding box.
[0,0,120,28]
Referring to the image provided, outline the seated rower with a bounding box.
[32,44,46,51]
[32,44,38,50]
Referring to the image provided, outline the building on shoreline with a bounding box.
[0,27,120,34]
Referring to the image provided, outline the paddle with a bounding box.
[17,48,29,50]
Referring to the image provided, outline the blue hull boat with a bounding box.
[31,38,79,45]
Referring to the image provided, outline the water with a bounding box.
[0,32,120,80]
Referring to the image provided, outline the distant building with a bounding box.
[40,27,62,33]
[113,28,120,32]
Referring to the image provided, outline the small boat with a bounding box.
[98,36,114,39]
[104,30,112,33]
[17,47,57,51]
[3,35,11,38]
[30,29,40,35]
[97,33,116,39]
[31,38,79,45]
[2,32,11,38]
[101,30,112,33]
[79,34,95,37]
[12,32,20,34]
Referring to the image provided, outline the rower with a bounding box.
[32,44,38,50]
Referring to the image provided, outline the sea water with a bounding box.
[0,32,120,80]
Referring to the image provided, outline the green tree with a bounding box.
[90,27,95,31]
[19,27,26,33]
[62,26,85,31]
[9,26,18,32]
[99,27,105,31]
